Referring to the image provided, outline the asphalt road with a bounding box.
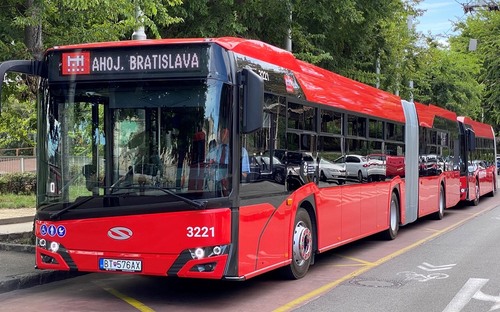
[295,198,500,312]
[0,195,498,312]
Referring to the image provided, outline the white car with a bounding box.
[319,158,346,184]
[334,154,385,182]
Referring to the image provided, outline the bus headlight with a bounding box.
[194,248,205,259]
[49,241,60,253]
[189,245,229,260]
[38,238,47,248]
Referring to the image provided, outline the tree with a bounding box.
[0,81,36,149]
[412,45,483,117]
[0,0,183,149]
[452,10,500,130]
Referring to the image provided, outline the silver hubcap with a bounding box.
[390,199,397,231]
[439,191,444,215]
[293,221,312,266]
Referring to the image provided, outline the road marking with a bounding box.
[334,255,375,266]
[442,278,489,312]
[418,262,456,271]
[397,271,449,282]
[443,278,500,312]
[103,287,155,312]
[274,206,495,312]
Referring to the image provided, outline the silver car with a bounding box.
[319,158,346,184]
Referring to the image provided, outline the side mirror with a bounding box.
[0,60,44,111]
[240,68,264,134]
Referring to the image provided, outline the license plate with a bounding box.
[99,258,142,272]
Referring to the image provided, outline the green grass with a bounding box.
[0,194,36,209]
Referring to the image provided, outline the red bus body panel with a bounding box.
[237,180,401,279]
[36,209,232,279]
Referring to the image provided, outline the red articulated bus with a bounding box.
[0,37,495,280]
[457,116,497,205]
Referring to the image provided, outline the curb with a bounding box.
[0,232,34,252]
[0,237,85,294]
[0,242,35,253]
[0,216,34,226]
[0,270,83,294]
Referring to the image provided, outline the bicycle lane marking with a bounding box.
[273,204,498,312]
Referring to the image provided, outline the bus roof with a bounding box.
[218,38,405,123]
[414,102,457,128]
[457,116,495,139]
[48,37,405,123]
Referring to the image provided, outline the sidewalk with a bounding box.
[0,208,78,294]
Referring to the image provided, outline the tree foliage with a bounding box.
[451,10,500,129]
[0,0,498,147]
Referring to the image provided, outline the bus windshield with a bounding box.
[38,79,232,208]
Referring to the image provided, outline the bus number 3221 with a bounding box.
[187,226,215,238]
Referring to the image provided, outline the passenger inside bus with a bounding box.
[214,127,250,196]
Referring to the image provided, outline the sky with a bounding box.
[415,0,468,37]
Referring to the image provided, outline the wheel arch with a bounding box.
[295,195,318,262]
[390,182,403,225]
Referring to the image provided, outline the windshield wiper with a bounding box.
[50,196,94,220]
[109,185,207,209]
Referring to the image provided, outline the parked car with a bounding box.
[367,153,404,178]
[419,154,444,176]
[246,155,287,184]
[258,155,286,184]
[334,154,385,182]
[319,158,346,184]
[272,149,319,186]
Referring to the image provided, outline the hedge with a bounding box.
[0,172,36,194]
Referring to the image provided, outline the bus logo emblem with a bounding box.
[284,74,295,93]
[62,52,90,75]
[108,227,133,240]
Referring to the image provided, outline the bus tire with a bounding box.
[487,178,496,197]
[432,184,445,220]
[471,180,480,206]
[282,208,313,279]
[382,192,400,240]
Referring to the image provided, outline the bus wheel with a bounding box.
[472,180,480,206]
[432,184,445,220]
[282,208,313,279]
[382,192,400,240]
[487,178,496,197]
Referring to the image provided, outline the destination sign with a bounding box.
[59,46,208,77]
